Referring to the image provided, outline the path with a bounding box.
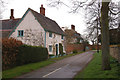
[18,51,95,78]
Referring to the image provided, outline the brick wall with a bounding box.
[65,44,84,54]
[110,45,120,63]
[88,45,101,50]
[65,44,101,54]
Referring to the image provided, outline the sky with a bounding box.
[1,0,119,35]
[1,0,87,35]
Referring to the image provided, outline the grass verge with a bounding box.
[74,51,120,79]
[3,51,83,78]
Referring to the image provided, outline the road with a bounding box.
[18,51,95,78]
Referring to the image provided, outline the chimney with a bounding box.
[71,24,75,31]
[40,4,45,16]
[10,9,14,19]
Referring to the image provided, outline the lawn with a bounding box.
[3,51,83,78]
[74,51,120,79]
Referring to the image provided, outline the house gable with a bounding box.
[8,7,65,54]
[29,8,64,35]
[9,8,46,37]
[10,8,45,46]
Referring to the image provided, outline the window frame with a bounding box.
[49,32,52,38]
[49,45,52,52]
[18,30,24,37]
[61,35,64,39]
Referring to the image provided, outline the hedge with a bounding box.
[2,38,23,70]
[2,38,48,70]
[17,45,48,65]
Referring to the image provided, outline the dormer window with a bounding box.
[18,30,24,37]
[49,32,52,38]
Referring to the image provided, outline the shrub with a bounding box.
[2,38,23,70]
[17,45,48,65]
[73,50,77,54]
[59,43,64,56]
[2,38,48,70]
[49,54,55,58]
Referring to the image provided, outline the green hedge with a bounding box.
[17,45,48,65]
[2,38,48,70]
[73,50,77,54]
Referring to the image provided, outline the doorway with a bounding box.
[56,44,58,56]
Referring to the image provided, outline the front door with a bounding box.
[56,44,58,56]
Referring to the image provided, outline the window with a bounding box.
[61,35,64,39]
[49,45,52,52]
[49,32,52,37]
[18,30,24,37]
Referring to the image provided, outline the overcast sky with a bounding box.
[1,0,119,35]
[1,0,87,35]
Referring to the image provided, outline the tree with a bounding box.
[81,35,89,51]
[101,0,111,70]
[0,0,7,79]
[109,1,120,29]
[84,0,101,46]
[47,0,119,70]
[84,0,119,46]
[98,28,120,45]
[0,0,7,19]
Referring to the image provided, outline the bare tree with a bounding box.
[0,0,7,19]
[84,0,101,46]
[84,0,119,45]
[47,0,120,70]
[109,1,120,29]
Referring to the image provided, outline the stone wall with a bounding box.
[110,45,120,63]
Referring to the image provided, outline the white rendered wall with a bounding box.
[46,32,64,55]
[10,10,45,47]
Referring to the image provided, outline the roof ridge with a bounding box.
[29,8,64,35]
[29,8,45,17]
[1,18,21,21]
[29,8,57,22]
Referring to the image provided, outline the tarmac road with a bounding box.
[18,51,95,78]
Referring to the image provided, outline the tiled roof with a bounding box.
[65,29,82,39]
[29,8,64,35]
[1,31,12,38]
[1,8,64,38]
[1,18,21,30]
[0,18,21,37]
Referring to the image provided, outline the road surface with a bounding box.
[18,51,95,78]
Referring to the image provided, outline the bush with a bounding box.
[2,38,23,70]
[49,54,55,58]
[2,38,48,70]
[59,43,64,56]
[73,50,77,54]
[17,45,48,65]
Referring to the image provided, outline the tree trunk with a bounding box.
[101,0,111,70]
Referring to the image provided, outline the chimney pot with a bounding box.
[71,25,75,31]
[10,9,14,19]
[40,4,45,16]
